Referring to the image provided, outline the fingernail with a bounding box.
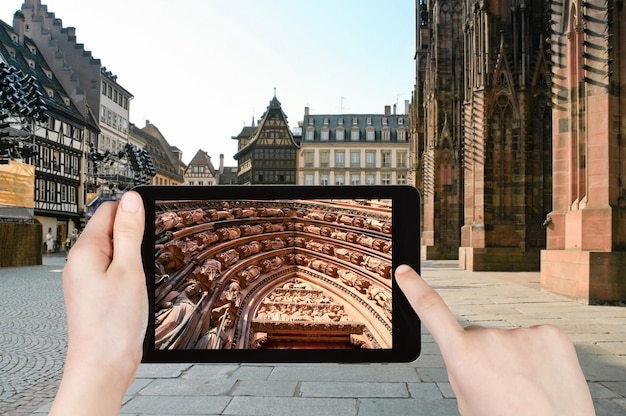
[121,192,141,213]
[395,264,413,276]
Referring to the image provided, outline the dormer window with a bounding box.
[45,88,54,98]
[26,59,35,69]
[352,117,358,125]
[382,117,388,125]
[398,117,404,125]
[7,47,16,58]
[366,117,372,125]
[10,34,18,43]
[323,117,329,125]
[62,96,70,105]
[44,69,53,79]
[338,118,343,125]
[308,118,314,125]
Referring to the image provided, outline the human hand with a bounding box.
[395,264,595,416]
[50,191,147,416]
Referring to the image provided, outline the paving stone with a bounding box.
[231,380,298,397]
[120,395,232,415]
[135,363,193,379]
[406,382,445,399]
[358,398,459,416]
[299,381,408,398]
[268,364,420,382]
[137,378,237,396]
[223,396,357,416]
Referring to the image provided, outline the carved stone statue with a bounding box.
[238,265,262,288]
[155,280,203,348]
[216,249,240,268]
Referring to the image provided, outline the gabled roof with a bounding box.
[130,122,184,181]
[186,149,217,176]
[233,95,299,159]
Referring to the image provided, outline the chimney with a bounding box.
[384,105,391,117]
[393,104,397,115]
[145,119,150,127]
[219,154,224,174]
[404,100,410,115]
[304,106,309,116]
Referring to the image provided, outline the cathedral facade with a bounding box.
[411,0,625,301]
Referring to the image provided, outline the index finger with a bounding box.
[395,264,462,354]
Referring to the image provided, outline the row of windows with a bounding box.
[35,179,77,204]
[304,127,406,142]
[303,150,408,169]
[303,173,407,186]
[101,80,129,109]
[36,147,80,177]
[253,170,296,184]
[100,105,129,134]
[307,116,405,126]
[253,148,296,160]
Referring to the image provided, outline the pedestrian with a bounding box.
[45,227,54,256]
[68,229,79,250]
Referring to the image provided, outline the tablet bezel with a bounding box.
[137,185,421,363]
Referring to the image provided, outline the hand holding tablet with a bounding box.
[49,188,594,416]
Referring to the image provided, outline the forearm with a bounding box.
[49,358,134,416]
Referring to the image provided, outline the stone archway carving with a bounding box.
[152,198,393,350]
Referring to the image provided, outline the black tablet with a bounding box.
[136,185,421,363]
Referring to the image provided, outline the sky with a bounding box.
[0,0,416,166]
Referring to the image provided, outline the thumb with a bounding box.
[111,191,145,271]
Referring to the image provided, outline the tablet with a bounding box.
[136,185,421,363]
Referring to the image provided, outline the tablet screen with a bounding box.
[138,185,420,362]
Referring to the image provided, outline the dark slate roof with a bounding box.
[218,166,238,185]
[302,113,408,142]
[0,19,87,127]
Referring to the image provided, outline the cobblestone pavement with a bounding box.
[2,259,625,415]
[0,255,67,415]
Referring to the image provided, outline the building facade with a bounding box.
[233,95,299,185]
[184,150,238,186]
[1,15,91,253]
[411,0,625,302]
[299,107,410,186]
[132,121,184,186]
[18,0,137,205]
[541,0,626,302]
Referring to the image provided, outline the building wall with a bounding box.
[299,112,409,186]
[541,0,626,302]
